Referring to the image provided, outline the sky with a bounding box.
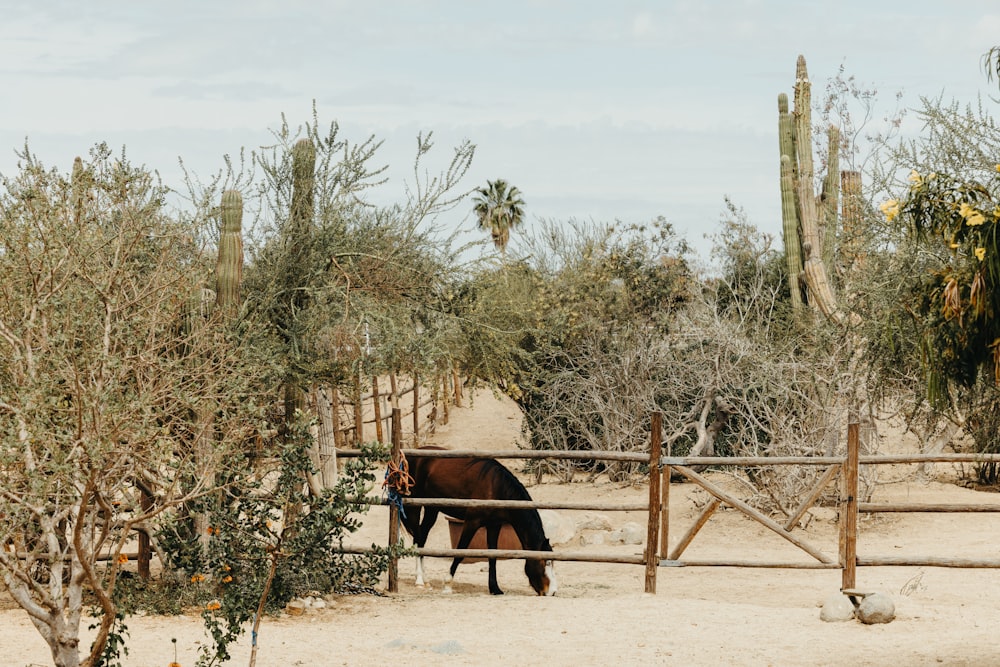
[2,1,999,263]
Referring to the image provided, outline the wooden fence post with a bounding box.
[353,371,363,445]
[388,407,403,593]
[330,386,344,452]
[660,454,670,562]
[452,362,462,407]
[645,412,663,593]
[841,419,860,591]
[441,373,449,425]
[412,371,420,445]
[137,484,153,580]
[373,376,384,443]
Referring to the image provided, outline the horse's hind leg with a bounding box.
[484,523,503,595]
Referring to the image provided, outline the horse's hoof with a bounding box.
[490,589,504,596]
[442,585,453,594]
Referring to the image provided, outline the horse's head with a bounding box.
[525,557,557,596]
[525,538,557,596]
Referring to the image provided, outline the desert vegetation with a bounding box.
[3,51,1000,666]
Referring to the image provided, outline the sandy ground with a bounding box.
[5,388,1000,666]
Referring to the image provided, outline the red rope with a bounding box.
[383,452,414,497]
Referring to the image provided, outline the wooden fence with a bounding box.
[333,370,461,446]
[344,413,1000,596]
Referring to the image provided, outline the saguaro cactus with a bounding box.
[71,156,86,225]
[284,139,315,429]
[215,189,243,312]
[778,55,844,323]
[289,138,316,245]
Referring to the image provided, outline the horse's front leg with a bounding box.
[485,523,503,595]
[413,508,438,587]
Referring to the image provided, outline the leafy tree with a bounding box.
[160,419,390,666]
[248,118,473,397]
[872,71,1000,482]
[0,144,266,667]
[472,179,525,257]
[457,217,693,479]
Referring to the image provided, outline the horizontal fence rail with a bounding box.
[339,448,651,463]
[339,545,647,565]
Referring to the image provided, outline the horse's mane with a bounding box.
[476,458,549,550]
[475,458,532,501]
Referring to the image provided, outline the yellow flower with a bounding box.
[976,247,986,261]
[191,574,205,584]
[995,164,1000,173]
[205,600,221,611]
[908,169,923,186]
[959,203,986,226]
[879,199,900,222]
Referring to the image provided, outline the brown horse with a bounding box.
[400,447,557,595]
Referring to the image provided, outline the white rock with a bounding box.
[539,509,576,545]
[575,513,613,532]
[820,593,855,622]
[618,521,645,545]
[857,592,895,625]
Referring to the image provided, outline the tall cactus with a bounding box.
[289,138,316,246]
[215,189,243,313]
[821,126,841,270]
[778,55,844,322]
[778,92,803,309]
[284,138,315,428]
[71,156,86,226]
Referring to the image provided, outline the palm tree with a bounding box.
[473,179,525,257]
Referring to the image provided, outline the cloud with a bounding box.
[631,12,656,39]
[151,80,296,102]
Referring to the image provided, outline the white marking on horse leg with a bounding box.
[415,556,425,587]
[442,573,454,594]
[545,561,558,596]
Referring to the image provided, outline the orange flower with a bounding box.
[190,574,205,584]
[205,600,221,611]
[117,554,128,564]
[222,575,233,583]
[169,663,181,667]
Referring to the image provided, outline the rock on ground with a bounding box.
[857,592,896,625]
